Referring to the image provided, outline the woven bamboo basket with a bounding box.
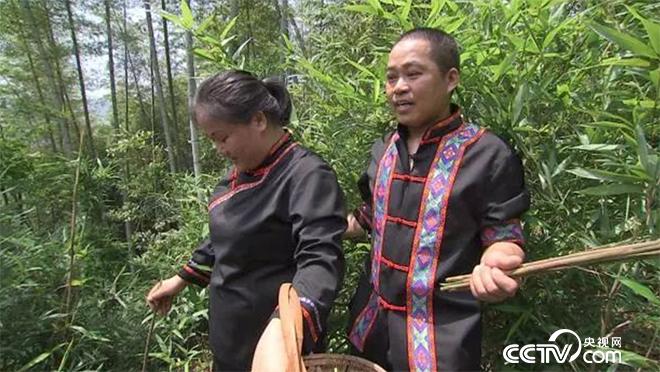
[278,283,386,372]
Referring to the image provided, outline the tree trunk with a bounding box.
[185,0,202,200]
[16,20,58,152]
[104,0,120,132]
[121,0,134,259]
[63,88,82,144]
[44,1,79,153]
[144,0,177,173]
[20,0,72,156]
[65,0,98,158]
[289,11,307,57]
[123,0,130,132]
[161,0,179,136]
[126,48,149,128]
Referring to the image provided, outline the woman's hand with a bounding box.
[146,275,188,315]
[251,318,287,372]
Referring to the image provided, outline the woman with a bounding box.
[147,70,346,371]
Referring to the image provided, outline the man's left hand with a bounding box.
[469,241,524,303]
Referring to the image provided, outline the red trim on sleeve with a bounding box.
[182,265,210,283]
[301,307,319,342]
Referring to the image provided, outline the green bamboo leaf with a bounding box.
[160,11,184,29]
[624,5,660,55]
[180,0,193,28]
[493,52,516,81]
[599,57,651,68]
[344,4,378,15]
[344,58,377,79]
[366,0,385,14]
[511,82,527,126]
[650,67,660,91]
[542,21,568,49]
[232,38,252,61]
[372,78,382,104]
[568,168,642,183]
[572,144,623,151]
[193,48,214,61]
[618,277,660,305]
[196,13,215,35]
[425,0,446,25]
[445,16,466,34]
[399,0,412,22]
[220,16,238,41]
[580,121,633,131]
[589,22,657,58]
[18,344,64,372]
[578,184,645,196]
[635,125,650,175]
[613,348,659,368]
[644,19,660,55]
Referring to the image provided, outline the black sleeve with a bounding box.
[176,170,233,287]
[177,238,214,287]
[352,136,388,233]
[478,134,531,248]
[288,156,347,348]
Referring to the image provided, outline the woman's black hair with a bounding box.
[194,70,292,126]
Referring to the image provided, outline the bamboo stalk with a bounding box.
[444,240,659,283]
[141,314,157,372]
[440,239,660,292]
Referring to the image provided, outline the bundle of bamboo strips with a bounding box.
[440,239,660,292]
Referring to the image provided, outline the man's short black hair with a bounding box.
[395,27,460,72]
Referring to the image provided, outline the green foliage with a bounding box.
[1,0,659,370]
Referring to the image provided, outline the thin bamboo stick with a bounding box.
[440,239,660,292]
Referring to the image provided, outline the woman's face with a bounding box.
[196,109,269,172]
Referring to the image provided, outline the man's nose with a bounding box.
[393,77,410,94]
[214,143,228,157]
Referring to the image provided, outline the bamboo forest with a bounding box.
[0,0,658,371]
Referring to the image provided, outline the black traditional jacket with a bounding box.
[348,107,530,371]
[178,133,347,371]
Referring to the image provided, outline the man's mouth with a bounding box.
[393,100,414,112]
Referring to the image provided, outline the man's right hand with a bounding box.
[343,213,366,239]
[146,275,188,315]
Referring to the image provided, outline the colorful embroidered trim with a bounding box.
[377,295,406,312]
[386,215,418,228]
[480,219,524,247]
[393,173,426,183]
[406,123,484,372]
[207,142,298,212]
[348,292,379,351]
[380,256,409,272]
[370,133,400,291]
[182,264,210,284]
[301,307,319,342]
[300,296,322,334]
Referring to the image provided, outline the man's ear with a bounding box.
[446,67,460,94]
[250,111,269,132]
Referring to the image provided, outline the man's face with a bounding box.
[385,38,459,129]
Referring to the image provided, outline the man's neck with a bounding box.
[405,106,452,154]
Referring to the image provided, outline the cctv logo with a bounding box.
[503,329,622,364]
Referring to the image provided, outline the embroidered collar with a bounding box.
[396,104,464,144]
[244,131,293,176]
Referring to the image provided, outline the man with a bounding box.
[345,28,530,371]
